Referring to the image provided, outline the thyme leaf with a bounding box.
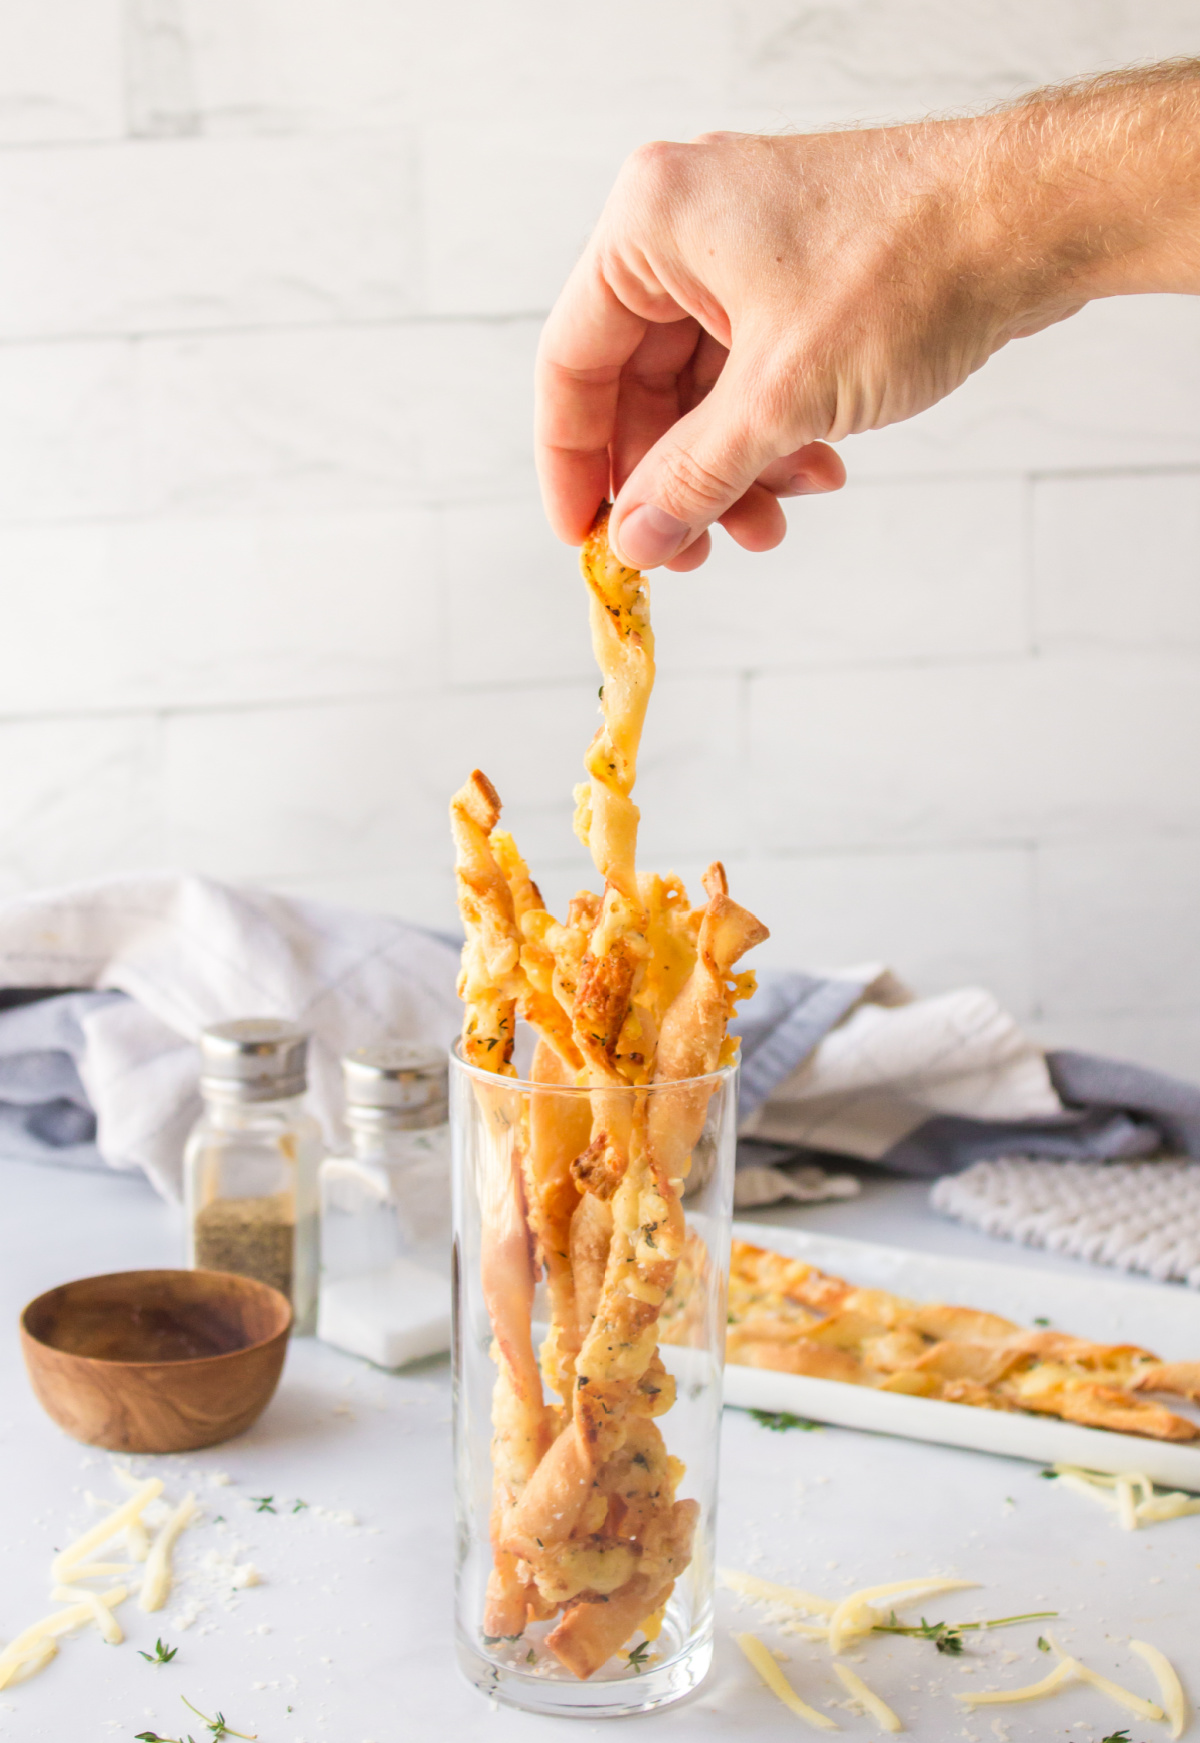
[250,1496,276,1513]
[138,1637,178,1664]
[627,1640,652,1673]
[748,1408,821,1433]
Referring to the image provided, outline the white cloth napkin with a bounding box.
[0,873,461,1198]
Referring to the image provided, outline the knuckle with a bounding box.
[662,447,742,515]
[617,137,691,210]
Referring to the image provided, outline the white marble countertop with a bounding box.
[1,1155,1195,1743]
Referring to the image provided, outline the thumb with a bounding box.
[609,349,788,568]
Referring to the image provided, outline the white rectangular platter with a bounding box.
[724,1220,1200,1491]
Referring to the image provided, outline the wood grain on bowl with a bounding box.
[20,1269,292,1453]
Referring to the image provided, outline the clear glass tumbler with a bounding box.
[450,1048,737,1718]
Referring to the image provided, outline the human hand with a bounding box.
[535,70,1200,571]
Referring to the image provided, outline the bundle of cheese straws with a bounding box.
[450,507,767,1679]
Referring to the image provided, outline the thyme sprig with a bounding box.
[135,1697,257,1741]
[138,1637,178,1664]
[626,1640,652,1673]
[872,1609,1057,1654]
[250,1496,276,1513]
[181,1697,256,1739]
[747,1409,821,1433]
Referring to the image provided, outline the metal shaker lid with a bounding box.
[342,1042,448,1124]
[199,1018,309,1102]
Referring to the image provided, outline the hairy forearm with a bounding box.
[979,62,1200,313]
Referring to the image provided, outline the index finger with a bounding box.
[534,254,650,544]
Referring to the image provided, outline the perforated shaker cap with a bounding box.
[199,1018,309,1102]
[342,1042,448,1127]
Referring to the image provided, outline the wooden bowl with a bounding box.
[20,1269,292,1453]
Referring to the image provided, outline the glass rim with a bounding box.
[448,1038,738,1096]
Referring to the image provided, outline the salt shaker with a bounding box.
[184,1018,323,1334]
[317,1043,451,1368]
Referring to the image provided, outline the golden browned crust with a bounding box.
[709,1239,1200,1444]
[452,506,768,1674]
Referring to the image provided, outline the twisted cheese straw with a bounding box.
[453,508,767,1676]
[451,771,520,1074]
[572,503,655,1081]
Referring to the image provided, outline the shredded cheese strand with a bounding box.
[1073,1660,1165,1721]
[1116,1476,1138,1533]
[0,1584,129,1689]
[1130,1638,1187,1740]
[833,1662,903,1732]
[1051,1464,1200,1531]
[721,1569,837,1617]
[736,1632,839,1730]
[139,1492,196,1614]
[1,1639,56,1687]
[955,1659,1076,1707]
[1042,1634,1165,1723]
[51,1585,124,1645]
[1053,1463,1118,1486]
[51,1479,162,1583]
[1138,1492,1200,1523]
[1053,1471,1119,1511]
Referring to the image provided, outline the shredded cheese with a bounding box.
[735,1632,839,1730]
[1052,1471,1119,1512]
[3,1639,56,1687]
[1115,1476,1138,1533]
[0,1585,129,1689]
[1130,1638,1187,1740]
[139,1492,196,1614]
[1138,1492,1200,1523]
[1041,1632,1164,1723]
[1071,1659,1164,1721]
[833,1662,903,1732]
[720,1569,836,1616]
[1049,1464,1200,1530]
[827,1579,976,1656]
[955,1659,1076,1708]
[50,1585,124,1645]
[51,1479,162,1583]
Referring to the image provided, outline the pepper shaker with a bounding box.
[184,1019,323,1334]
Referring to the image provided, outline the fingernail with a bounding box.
[780,474,837,498]
[614,504,690,568]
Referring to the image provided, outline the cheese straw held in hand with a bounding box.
[450,505,767,1684]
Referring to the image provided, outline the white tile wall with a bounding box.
[0,132,420,339]
[0,0,1198,1074]
[0,0,124,145]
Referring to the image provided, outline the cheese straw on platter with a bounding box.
[450,506,767,1683]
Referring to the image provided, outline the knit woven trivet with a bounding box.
[931,1156,1200,1288]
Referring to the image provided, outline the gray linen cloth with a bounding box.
[0,878,1194,1207]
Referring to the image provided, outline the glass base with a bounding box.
[457,1631,712,1718]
